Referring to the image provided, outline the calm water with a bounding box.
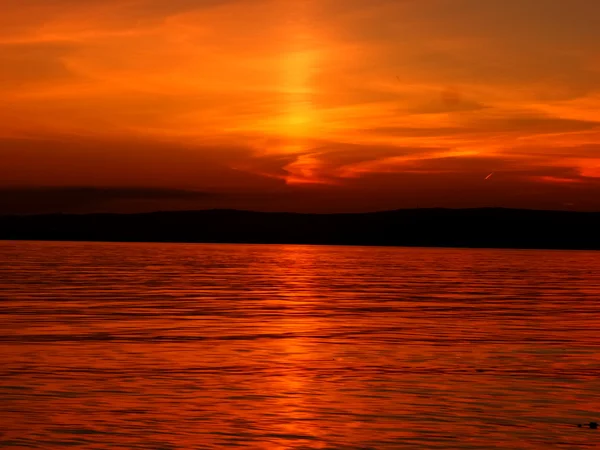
[0,241,599,449]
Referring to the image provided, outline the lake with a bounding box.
[0,241,599,449]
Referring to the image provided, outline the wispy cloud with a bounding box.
[1,0,600,210]
[0,186,223,214]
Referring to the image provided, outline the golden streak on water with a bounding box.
[1,241,600,449]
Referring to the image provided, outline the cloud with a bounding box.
[0,42,79,88]
[0,134,281,191]
[471,114,600,134]
[0,186,217,201]
[1,0,600,211]
[0,186,224,214]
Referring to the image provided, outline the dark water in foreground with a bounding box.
[0,241,599,449]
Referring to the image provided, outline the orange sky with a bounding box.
[1,0,600,213]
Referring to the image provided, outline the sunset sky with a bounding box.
[2,0,600,213]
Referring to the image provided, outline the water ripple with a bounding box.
[1,241,599,449]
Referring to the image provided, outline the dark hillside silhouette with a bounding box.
[1,208,599,250]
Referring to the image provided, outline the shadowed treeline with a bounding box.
[1,208,599,250]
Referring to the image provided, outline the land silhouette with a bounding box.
[0,208,599,250]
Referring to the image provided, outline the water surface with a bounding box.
[1,241,599,449]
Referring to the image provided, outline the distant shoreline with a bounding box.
[1,208,599,251]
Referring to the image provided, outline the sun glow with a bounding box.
[281,50,317,136]
[3,0,600,211]
[273,2,325,184]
